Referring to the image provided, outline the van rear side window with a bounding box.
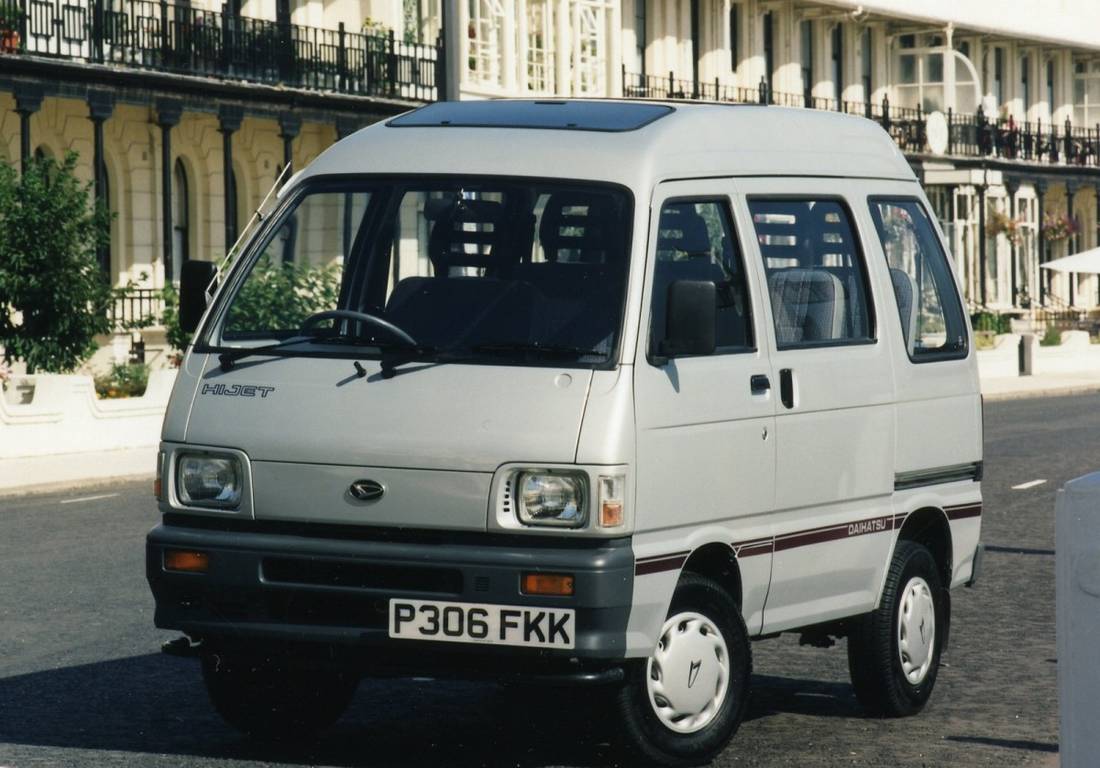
[867,198,968,361]
[749,199,873,349]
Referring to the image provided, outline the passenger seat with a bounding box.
[767,269,847,345]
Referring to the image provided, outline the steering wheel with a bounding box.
[300,310,419,347]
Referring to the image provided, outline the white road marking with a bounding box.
[1012,479,1047,490]
[59,493,120,505]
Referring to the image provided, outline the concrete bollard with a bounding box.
[1057,472,1100,767]
[1018,333,1036,376]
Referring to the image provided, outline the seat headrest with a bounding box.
[539,193,618,263]
[657,206,712,257]
[428,198,509,273]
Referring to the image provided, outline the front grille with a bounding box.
[262,557,463,595]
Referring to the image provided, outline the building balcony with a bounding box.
[0,0,443,103]
[623,70,1100,171]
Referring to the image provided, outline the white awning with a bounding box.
[1040,248,1100,275]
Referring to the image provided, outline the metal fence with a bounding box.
[0,0,443,101]
[109,287,163,331]
[623,69,1100,168]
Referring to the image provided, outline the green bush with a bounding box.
[1040,326,1063,347]
[970,311,1012,335]
[94,362,149,399]
[223,255,342,337]
[0,152,113,373]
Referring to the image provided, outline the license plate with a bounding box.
[388,599,575,649]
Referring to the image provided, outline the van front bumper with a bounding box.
[146,515,635,672]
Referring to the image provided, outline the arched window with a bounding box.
[172,158,190,278]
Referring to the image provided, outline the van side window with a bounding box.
[868,199,968,361]
[650,200,754,354]
[749,199,873,349]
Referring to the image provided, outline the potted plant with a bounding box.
[0,6,22,54]
[985,207,1024,246]
[1042,212,1079,243]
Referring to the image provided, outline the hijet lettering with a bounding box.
[200,383,275,398]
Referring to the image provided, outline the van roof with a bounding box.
[301,99,917,188]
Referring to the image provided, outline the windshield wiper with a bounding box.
[471,342,605,359]
[377,341,442,379]
[217,335,317,372]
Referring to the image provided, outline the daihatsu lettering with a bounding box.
[147,99,982,766]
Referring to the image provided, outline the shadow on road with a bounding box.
[0,654,864,766]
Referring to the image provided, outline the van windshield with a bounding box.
[210,177,632,367]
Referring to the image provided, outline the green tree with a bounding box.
[0,152,112,373]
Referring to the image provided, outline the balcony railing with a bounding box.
[110,287,163,332]
[623,70,1100,168]
[0,0,443,102]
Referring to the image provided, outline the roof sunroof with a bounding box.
[388,100,674,132]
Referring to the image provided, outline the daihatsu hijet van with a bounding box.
[147,99,982,766]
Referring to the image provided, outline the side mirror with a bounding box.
[179,260,218,334]
[657,279,717,360]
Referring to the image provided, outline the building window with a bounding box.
[1074,60,1100,127]
[991,47,1004,107]
[800,19,813,97]
[1047,58,1055,119]
[861,27,872,103]
[172,158,190,277]
[575,0,609,95]
[1020,54,1030,117]
[729,2,739,74]
[633,0,646,78]
[831,23,843,105]
[527,0,555,92]
[467,0,505,87]
[895,34,946,112]
[763,11,774,93]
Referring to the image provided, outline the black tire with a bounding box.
[201,651,358,739]
[616,572,752,767]
[847,540,946,717]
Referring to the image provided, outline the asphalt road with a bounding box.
[0,393,1089,767]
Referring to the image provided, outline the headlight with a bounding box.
[177,453,242,508]
[515,471,587,528]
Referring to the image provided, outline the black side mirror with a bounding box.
[179,260,218,333]
[657,279,716,361]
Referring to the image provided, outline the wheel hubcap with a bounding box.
[897,576,936,684]
[646,611,730,733]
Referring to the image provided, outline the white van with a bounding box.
[148,99,983,766]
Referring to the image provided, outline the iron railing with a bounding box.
[623,69,1100,168]
[0,0,442,101]
[110,287,163,331]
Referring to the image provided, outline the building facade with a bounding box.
[3,0,1099,371]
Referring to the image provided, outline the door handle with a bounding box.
[750,374,771,395]
[779,368,794,409]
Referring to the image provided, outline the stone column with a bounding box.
[13,84,43,174]
[977,181,988,306]
[1066,180,1079,306]
[218,105,244,254]
[156,99,183,283]
[556,0,569,96]
[1036,179,1047,305]
[278,113,301,181]
[502,0,517,92]
[88,90,115,276]
[1006,177,1020,307]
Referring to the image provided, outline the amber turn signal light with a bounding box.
[164,550,209,574]
[522,572,575,596]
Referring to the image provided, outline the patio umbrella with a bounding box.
[1040,247,1100,274]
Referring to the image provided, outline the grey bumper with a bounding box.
[146,516,635,664]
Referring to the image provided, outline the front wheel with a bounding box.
[847,540,946,717]
[616,573,751,766]
[201,652,358,739]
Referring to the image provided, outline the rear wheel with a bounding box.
[201,651,358,739]
[847,540,946,716]
[617,573,751,766]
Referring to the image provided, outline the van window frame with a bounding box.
[746,194,878,352]
[866,194,970,364]
[193,173,637,373]
[645,194,759,366]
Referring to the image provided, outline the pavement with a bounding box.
[0,393,1081,767]
[1,370,1097,499]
